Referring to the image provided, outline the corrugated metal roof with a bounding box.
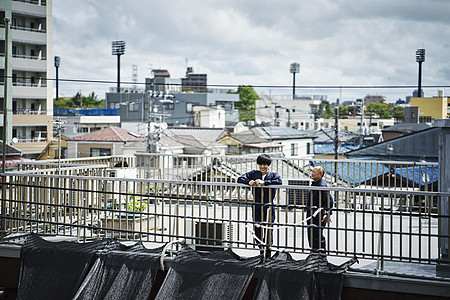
[347,127,439,160]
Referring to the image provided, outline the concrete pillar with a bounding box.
[435,119,450,277]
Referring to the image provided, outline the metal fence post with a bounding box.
[436,119,450,277]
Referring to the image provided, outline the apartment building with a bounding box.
[1,0,53,158]
[410,90,449,122]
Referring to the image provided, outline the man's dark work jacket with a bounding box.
[237,170,282,203]
[309,178,334,216]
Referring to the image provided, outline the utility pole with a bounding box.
[358,99,364,148]
[334,107,339,160]
[334,106,339,189]
[52,118,66,175]
[1,17,10,240]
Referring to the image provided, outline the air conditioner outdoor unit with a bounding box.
[279,178,312,208]
[184,219,236,251]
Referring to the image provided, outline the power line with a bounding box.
[4,75,450,90]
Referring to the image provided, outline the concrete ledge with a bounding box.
[1,242,450,299]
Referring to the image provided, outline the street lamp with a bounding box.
[54,56,61,103]
[416,49,425,98]
[112,41,126,93]
[290,62,300,99]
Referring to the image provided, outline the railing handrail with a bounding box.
[135,152,439,166]
[2,172,447,198]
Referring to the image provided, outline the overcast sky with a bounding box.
[52,0,450,102]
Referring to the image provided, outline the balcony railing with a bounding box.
[13,0,46,5]
[12,53,46,60]
[13,109,47,115]
[1,154,447,270]
[11,25,46,33]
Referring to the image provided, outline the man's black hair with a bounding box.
[256,154,272,166]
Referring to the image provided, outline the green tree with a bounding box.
[54,91,105,108]
[391,104,404,120]
[235,85,259,122]
[366,101,391,119]
[338,105,348,118]
[322,103,335,119]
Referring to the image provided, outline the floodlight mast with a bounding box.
[416,48,425,98]
[290,62,300,99]
[54,56,61,103]
[112,41,126,93]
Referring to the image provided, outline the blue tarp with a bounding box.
[311,161,390,186]
[393,165,439,186]
[54,108,118,116]
[311,161,439,186]
[314,143,363,155]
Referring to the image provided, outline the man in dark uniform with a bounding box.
[308,166,334,256]
[238,154,282,256]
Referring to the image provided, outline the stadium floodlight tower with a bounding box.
[290,62,300,99]
[416,48,425,98]
[54,56,61,102]
[112,41,126,93]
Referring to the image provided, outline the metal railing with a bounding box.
[1,170,448,266]
[135,153,439,192]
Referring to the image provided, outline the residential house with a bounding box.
[36,133,68,160]
[218,126,316,158]
[0,141,29,170]
[67,126,145,158]
[124,127,227,156]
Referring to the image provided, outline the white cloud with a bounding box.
[52,0,450,101]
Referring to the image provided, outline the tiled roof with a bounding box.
[260,126,316,139]
[70,127,144,142]
[165,127,227,143]
[0,141,23,156]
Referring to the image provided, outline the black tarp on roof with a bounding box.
[16,234,122,300]
[155,244,261,300]
[254,252,357,300]
[73,242,162,300]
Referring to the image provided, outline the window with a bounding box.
[306,142,311,154]
[291,143,298,156]
[77,127,89,133]
[129,102,139,112]
[90,148,111,157]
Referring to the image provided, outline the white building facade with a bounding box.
[1,0,53,157]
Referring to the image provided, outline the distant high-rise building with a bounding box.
[413,89,424,97]
[145,69,181,93]
[0,0,54,158]
[364,95,386,104]
[181,67,207,93]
